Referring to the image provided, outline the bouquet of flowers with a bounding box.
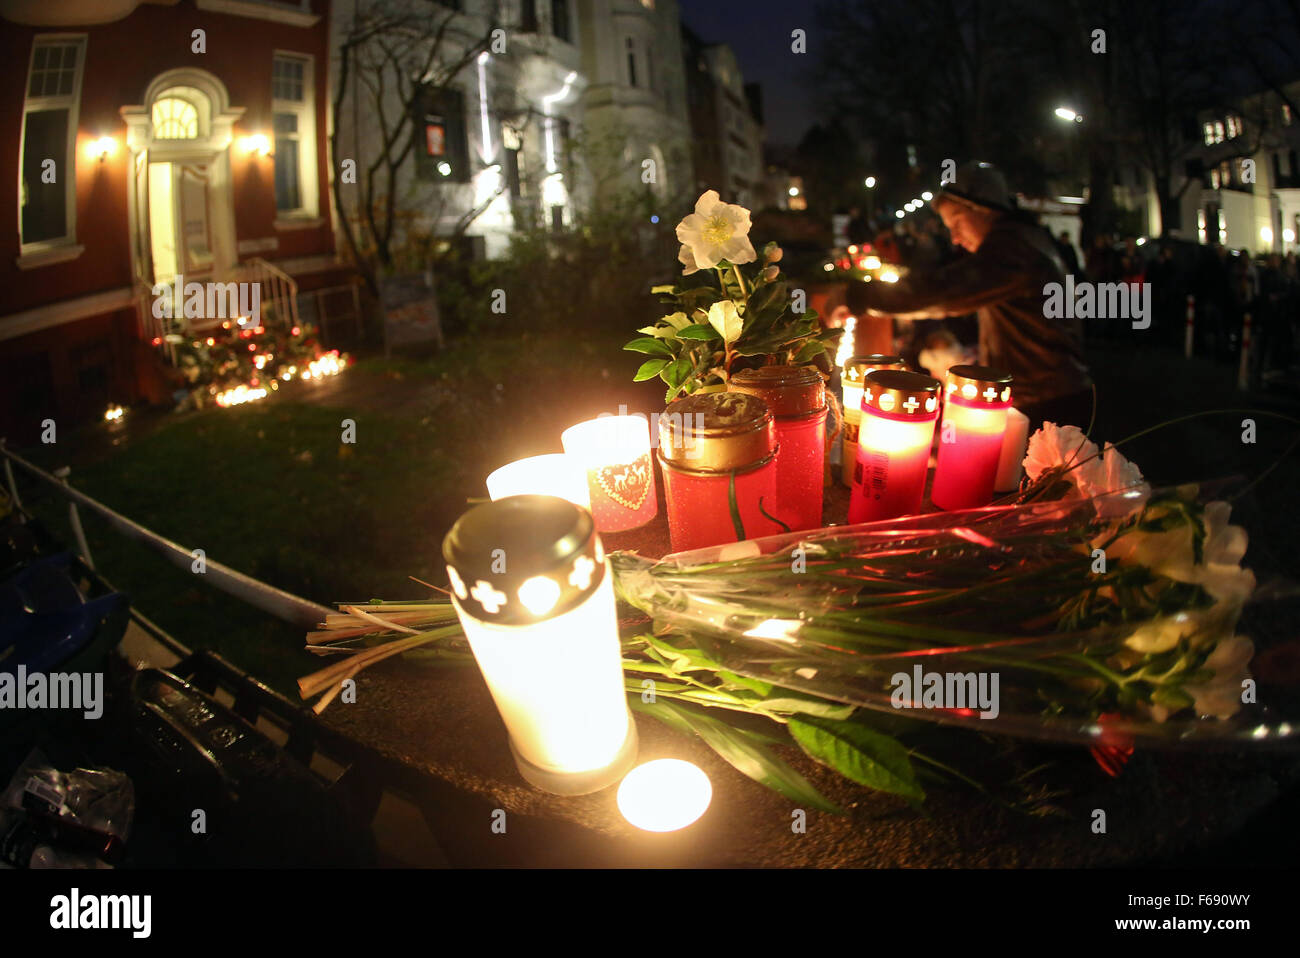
[298,422,1286,811]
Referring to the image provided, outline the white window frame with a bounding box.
[17,34,88,269]
[271,51,319,225]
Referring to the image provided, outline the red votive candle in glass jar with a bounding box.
[848,370,942,523]
[561,415,657,532]
[658,392,782,553]
[728,365,827,531]
[930,364,1013,511]
[841,355,908,488]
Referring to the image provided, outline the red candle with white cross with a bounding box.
[848,370,942,523]
[930,365,1013,511]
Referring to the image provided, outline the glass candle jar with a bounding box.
[728,365,827,531]
[485,454,591,509]
[841,355,907,487]
[442,495,638,795]
[658,392,781,553]
[931,365,1013,511]
[561,415,657,533]
[848,370,942,523]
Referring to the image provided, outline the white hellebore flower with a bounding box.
[678,244,700,276]
[676,190,756,271]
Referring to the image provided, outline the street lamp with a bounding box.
[895,210,904,219]
[1054,107,1083,123]
[865,176,876,188]
[921,191,933,202]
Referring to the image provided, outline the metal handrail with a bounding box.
[245,256,301,330]
[0,438,333,630]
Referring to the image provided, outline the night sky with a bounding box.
[678,0,826,148]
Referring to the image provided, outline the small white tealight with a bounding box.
[617,759,712,832]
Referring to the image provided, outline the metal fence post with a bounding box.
[0,439,22,512]
[53,465,95,570]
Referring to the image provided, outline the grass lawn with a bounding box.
[18,323,667,697]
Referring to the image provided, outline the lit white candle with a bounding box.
[444,496,637,794]
[561,414,657,532]
[994,406,1031,492]
[485,454,591,509]
[617,759,712,832]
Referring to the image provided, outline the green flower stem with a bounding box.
[731,263,749,300]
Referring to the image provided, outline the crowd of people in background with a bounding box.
[1081,232,1300,385]
[849,208,1300,390]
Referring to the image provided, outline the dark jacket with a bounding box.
[846,216,1092,406]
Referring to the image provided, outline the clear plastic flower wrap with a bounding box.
[612,485,1298,749]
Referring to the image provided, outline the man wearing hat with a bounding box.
[847,162,1093,431]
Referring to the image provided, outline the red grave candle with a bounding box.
[657,393,782,553]
[728,365,827,532]
[930,365,1013,511]
[562,415,658,532]
[848,370,942,523]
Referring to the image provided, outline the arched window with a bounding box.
[152,96,198,139]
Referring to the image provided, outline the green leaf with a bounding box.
[677,323,720,341]
[746,279,787,325]
[661,357,692,389]
[651,284,677,294]
[727,471,747,540]
[788,716,924,801]
[758,694,856,720]
[641,634,723,672]
[633,358,669,381]
[718,670,774,695]
[624,337,673,357]
[662,310,692,331]
[707,300,745,344]
[791,340,826,364]
[633,699,844,813]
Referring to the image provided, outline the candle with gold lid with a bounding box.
[931,364,1013,510]
[442,495,637,795]
[728,365,827,531]
[842,354,908,487]
[848,369,942,523]
[658,392,781,553]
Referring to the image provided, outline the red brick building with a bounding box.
[0,0,338,443]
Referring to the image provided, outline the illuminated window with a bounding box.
[1210,168,1220,189]
[1284,103,1293,125]
[1213,121,1224,143]
[1203,122,1215,146]
[152,96,198,139]
[272,53,317,216]
[1225,115,1242,139]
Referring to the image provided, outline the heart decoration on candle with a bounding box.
[594,454,651,511]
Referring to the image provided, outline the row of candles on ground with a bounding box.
[443,361,1030,822]
[486,359,1031,553]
